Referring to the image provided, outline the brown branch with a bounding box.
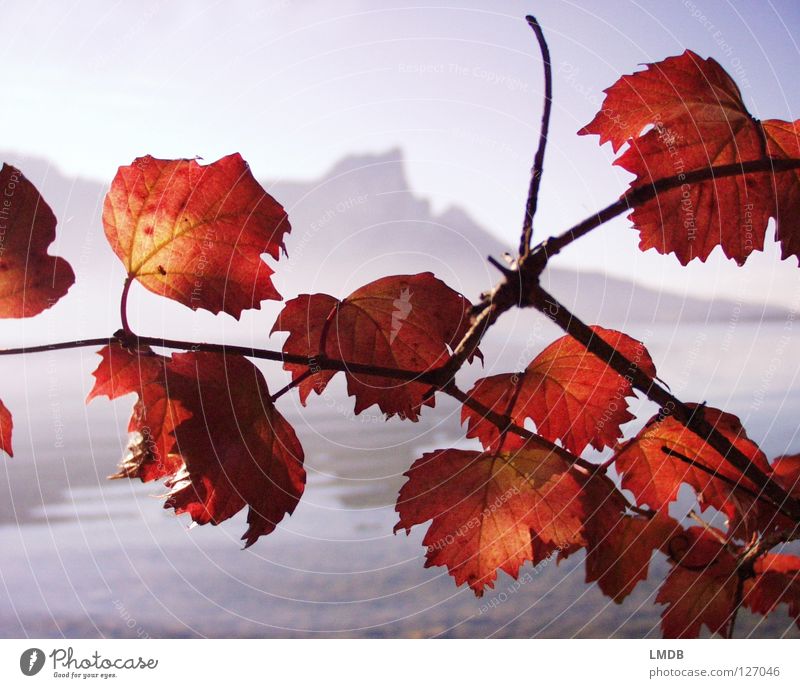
[662,447,791,519]
[443,382,598,474]
[459,158,800,367]
[532,156,800,262]
[518,14,553,257]
[0,337,114,356]
[526,283,800,521]
[447,301,503,376]
[445,382,670,523]
[435,160,800,532]
[0,332,623,500]
[0,333,447,384]
[132,334,449,385]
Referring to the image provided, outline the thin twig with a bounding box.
[518,14,553,257]
[442,382,598,473]
[0,334,447,384]
[0,338,113,356]
[270,369,314,403]
[662,447,791,519]
[136,335,453,384]
[687,509,729,545]
[447,300,505,376]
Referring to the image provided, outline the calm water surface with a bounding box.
[0,321,798,638]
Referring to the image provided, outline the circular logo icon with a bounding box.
[20,648,45,676]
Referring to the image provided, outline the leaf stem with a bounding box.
[687,509,730,545]
[120,275,134,335]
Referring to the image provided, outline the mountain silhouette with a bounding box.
[0,147,783,340]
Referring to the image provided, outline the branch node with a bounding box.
[113,327,139,352]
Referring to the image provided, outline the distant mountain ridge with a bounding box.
[0,148,785,329]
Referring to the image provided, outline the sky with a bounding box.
[1,0,800,306]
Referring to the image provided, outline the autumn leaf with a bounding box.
[658,531,800,637]
[585,513,679,603]
[761,120,800,262]
[162,351,305,547]
[0,164,75,317]
[103,154,291,318]
[88,345,305,546]
[87,343,189,481]
[581,51,800,265]
[769,454,800,498]
[656,526,739,638]
[746,454,800,537]
[462,327,655,454]
[0,399,12,457]
[570,469,684,603]
[614,405,770,535]
[744,553,800,628]
[272,272,478,420]
[394,439,587,595]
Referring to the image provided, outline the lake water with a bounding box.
[0,320,798,638]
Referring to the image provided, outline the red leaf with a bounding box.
[88,345,305,546]
[0,164,75,317]
[462,327,655,454]
[614,405,770,534]
[656,527,738,638]
[770,454,800,498]
[581,51,800,265]
[272,272,478,420]
[585,508,683,603]
[744,553,800,627]
[162,351,305,547]
[87,343,189,481]
[763,120,800,261]
[581,50,750,155]
[394,439,587,595]
[103,154,291,318]
[0,399,12,457]
[745,454,800,537]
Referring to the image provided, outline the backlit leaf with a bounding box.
[0,164,75,317]
[103,154,291,318]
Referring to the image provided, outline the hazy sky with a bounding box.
[2,0,800,306]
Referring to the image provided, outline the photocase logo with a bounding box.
[20,648,45,676]
[390,287,413,344]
